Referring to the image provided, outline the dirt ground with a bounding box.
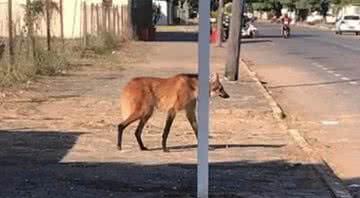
[0,32,334,197]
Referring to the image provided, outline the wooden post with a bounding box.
[60,0,64,49]
[91,3,94,34]
[14,23,17,40]
[26,0,36,61]
[102,5,106,32]
[113,6,116,35]
[8,0,15,65]
[224,0,243,81]
[107,6,111,33]
[83,2,88,47]
[117,6,121,37]
[96,4,100,34]
[127,0,134,39]
[216,0,224,47]
[121,6,124,36]
[125,5,129,36]
[45,0,51,51]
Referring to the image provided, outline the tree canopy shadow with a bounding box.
[154,31,198,42]
[148,143,286,152]
[0,129,357,197]
[0,129,83,165]
[154,31,274,44]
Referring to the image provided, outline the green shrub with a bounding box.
[88,32,121,55]
[33,48,68,76]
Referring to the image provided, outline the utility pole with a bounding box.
[224,0,244,81]
[216,0,224,47]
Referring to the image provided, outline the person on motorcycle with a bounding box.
[280,14,291,35]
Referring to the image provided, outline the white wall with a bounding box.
[0,0,129,38]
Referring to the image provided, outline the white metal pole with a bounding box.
[197,0,210,197]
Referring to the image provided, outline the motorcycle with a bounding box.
[242,20,258,38]
[222,15,231,41]
[222,15,258,41]
[282,19,291,38]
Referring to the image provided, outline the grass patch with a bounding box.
[0,38,69,87]
[0,58,34,87]
[87,32,123,55]
[0,31,125,88]
[33,48,69,76]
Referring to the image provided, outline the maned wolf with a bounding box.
[117,72,230,152]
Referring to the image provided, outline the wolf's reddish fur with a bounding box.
[117,73,229,152]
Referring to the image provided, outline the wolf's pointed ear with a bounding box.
[209,72,219,82]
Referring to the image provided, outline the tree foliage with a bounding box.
[246,0,360,12]
[178,0,360,15]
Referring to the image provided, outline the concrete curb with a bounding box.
[241,59,285,121]
[241,59,353,198]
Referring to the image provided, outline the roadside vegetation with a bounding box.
[0,0,123,88]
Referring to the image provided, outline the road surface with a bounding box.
[241,22,360,196]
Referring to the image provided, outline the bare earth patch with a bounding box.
[0,37,334,197]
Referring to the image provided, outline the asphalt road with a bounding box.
[241,22,360,195]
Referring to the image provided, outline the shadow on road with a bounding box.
[148,143,286,152]
[0,128,349,197]
[0,129,83,165]
[347,178,360,197]
[154,31,274,44]
[154,31,198,42]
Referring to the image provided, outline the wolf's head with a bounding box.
[209,73,230,98]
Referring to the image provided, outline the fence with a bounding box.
[0,0,130,68]
[0,0,129,38]
[81,1,129,45]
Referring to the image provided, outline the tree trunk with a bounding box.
[83,2,88,47]
[224,0,243,81]
[127,0,134,39]
[113,7,117,36]
[60,0,64,49]
[26,0,36,62]
[102,5,106,32]
[96,4,100,34]
[107,6,111,33]
[91,3,94,35]
[45,0,51,51]
[216,0,224,47]
[8,0,14,65]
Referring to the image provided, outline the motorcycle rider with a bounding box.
[280,13,291,35]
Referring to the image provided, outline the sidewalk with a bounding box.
[0,27,335,197]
